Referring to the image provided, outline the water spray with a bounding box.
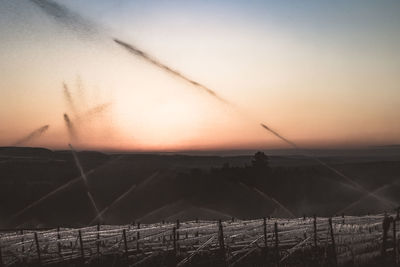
[29,0,96,36]
[63,113,77,140]
[114,39,231,105]
[69,144,102,221]
[239,182,296,218]
[7,156,123,226]
[29,0,397,215]
[80,102,111,121]
[259,123,398,209]
[88,171,160,225]
[63,82,78,117]
[337,180,400,214]
[12,125,49,146]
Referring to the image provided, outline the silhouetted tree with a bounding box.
[251,151,269,169]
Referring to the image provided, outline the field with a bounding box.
[2,147,400,228]
[1,147,400,266]
[1,214,399,267]
[2,1,400,266]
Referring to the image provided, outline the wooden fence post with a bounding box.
[97,224,101,257]
[122,229,129,262]
[57,226,62,258]
[20,229,24,251]
[136,222,141,252]
[78,230,85,262]
[218,220,227,265]
[382,216,391,260]
[263,217,269,264]
[176,219,180,241]
[172,226,177,261]
[397,209,400,265]
[328,218,338,267]
[21,229,25,264]
[34,232,41,265]
[0,243,3,267]
[195,218,199,238]
[393,217,398,265]
[274,222,279,267]
[263,217,268,249]
[313,215,318,247]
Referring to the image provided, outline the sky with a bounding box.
[0,0,399,151]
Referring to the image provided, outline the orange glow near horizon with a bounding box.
[1,1,400,152]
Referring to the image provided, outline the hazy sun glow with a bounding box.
[1,0,399,151]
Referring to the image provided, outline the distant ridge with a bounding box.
[372,144,400,148]
[2,145,400,157]
[0,147,53,157]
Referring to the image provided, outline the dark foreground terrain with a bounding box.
[1,215,398,267]
[1,146,399,228]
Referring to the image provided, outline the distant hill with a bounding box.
[1,146,399,228]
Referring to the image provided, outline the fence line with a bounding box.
[0,213,399,266]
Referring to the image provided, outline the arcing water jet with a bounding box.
[12,125,49,146]
[63,113,77,140]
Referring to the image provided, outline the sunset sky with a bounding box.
[0,0,399,151]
